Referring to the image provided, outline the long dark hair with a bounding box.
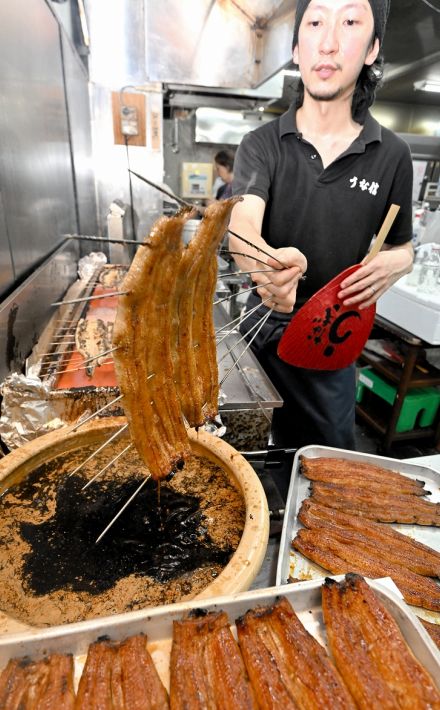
[295,52,385,123]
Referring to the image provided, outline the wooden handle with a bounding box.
[364,204,400,264]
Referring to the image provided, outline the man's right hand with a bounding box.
[229,196,307,314]
[253,247,307,314]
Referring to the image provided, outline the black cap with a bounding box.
[292,0,391,50]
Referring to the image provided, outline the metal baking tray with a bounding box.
[0,577,439,692]
[276,445,440,624]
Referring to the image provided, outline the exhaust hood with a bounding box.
[145,0,296,89]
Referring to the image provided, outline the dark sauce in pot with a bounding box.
[0,442,245,626]
[16,473,233,595]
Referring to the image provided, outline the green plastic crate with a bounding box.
[356,366,440,433]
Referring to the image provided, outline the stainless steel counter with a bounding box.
[214,302,282,450]
[215,302,282,411]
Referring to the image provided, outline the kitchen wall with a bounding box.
[164,99,440,198]
[0,0,96,300]
[163,113,233,199]
[86,0,164,241]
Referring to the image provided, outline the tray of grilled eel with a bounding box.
[0,573,439,708]
[276,445,440,631]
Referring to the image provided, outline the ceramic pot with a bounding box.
[0,417,269,633]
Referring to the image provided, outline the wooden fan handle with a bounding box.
[364,203,400,264]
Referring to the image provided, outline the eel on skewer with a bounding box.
[293,528,440,611]
[310,481,440,526]
[113,212,191,481]
[75,318,112,377]
[0,654,75,710]
[190,198,241,422]
[236,596,356,710]
[420,618,440,651]
[322,574,440,709]
[170,610,257,710]
[301,456,427,494]
[171,197,241,428]
[298,500,440,577]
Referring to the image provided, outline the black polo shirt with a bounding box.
[232,102,413,313]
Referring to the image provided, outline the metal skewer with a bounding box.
[53,359,114,376]
[128,169,292,270]
[72,394,124,431]
[219,268,280,278]
[82,443,133,490]
[38,345,119,369]
[216,296,273,347]
[51,291,129,307]
[49,340,76,345]
[67,423,129,478]
[217,310,272,365]
[213,280,271,307]
[80,345,120,364]
[38,352,74,362]
[96,474,151,544]
[220,251,276,269]
[215,296,272,338]
[65,234,145,246]
[226,231,288,269]
[219,308,273,387]
[129,170,195,210]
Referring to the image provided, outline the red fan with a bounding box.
[277,204,400,370]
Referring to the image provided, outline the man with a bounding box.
[229,0,413,462]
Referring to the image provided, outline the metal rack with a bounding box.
[356,315,440,454]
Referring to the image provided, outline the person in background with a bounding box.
[229,0,413,491]
[214,149,235,200]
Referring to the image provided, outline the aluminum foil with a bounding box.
[77,251,107,281]
[0,373,68,449]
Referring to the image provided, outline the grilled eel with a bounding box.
[298,500,440,577]
[301,464,428,495]
[293,528,440,611]
[170,610,257,710]
[310,481,440,525]
[171,198,241,428]
[75,639,114,709]
[420,618,440,650]
[190,198,240,421]
[113,212,191,481]
[236,596,356,710]
[322,574,440,709]
[75,317,112,377]
[76,635,168,710]
[301,456,427,492]
[0,654,75,710]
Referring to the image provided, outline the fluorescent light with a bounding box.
[282,69,301,78]
[414,80,440,93]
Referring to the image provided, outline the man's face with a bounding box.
[293,0,379,103]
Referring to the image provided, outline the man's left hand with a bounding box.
[337,242,414,310]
